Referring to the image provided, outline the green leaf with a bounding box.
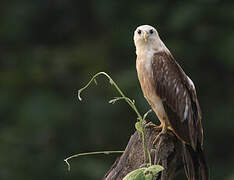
[135,122,143,133]
[144,165,164,176]
[145,174,153,180]
[122,165,164,180]
[123,168,146,180]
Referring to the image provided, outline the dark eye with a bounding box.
[137,29,141,35]
[149,29,154,34]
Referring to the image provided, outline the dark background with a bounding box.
[1,0,234,179]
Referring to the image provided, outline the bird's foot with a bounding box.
[153,127,167,145]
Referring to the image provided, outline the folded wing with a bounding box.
[152,51,203,150]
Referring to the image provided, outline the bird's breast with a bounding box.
[136,56,159,106]
[136,56,167,124]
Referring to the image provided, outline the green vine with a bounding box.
[64,151,124,171]
[78,72,151,165]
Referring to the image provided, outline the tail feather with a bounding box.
[182,144,210,180]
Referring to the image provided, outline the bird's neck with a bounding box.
[136,38,169,57]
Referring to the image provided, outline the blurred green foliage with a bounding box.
[1,0,234,179]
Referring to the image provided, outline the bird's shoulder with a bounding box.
[151,50,184,91]
[152,51,180,74]
[152,50,195,93]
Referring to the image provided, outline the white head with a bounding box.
[134,25,168,55]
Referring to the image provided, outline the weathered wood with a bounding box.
[103,122,185,180]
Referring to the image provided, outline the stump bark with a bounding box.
[103,122,186,180]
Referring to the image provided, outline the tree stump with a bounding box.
[103,122,186,180]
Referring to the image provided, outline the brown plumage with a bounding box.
[134,25,209,180]
[152,51,202,149]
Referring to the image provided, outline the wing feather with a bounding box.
[152,51,203,149]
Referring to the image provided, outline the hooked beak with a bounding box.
[143,32,149,42]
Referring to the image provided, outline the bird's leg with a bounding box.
[153,122,167,145]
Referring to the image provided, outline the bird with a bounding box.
[134,25,209,180]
